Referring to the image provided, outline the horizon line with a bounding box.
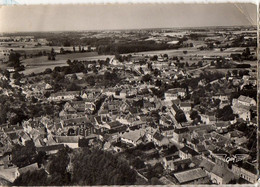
[0,25,257,34]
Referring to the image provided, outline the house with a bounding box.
[179,103,192,112]
[65,73,84,80]
[237,95,256,106]
[19,132,31,145]
[78,135,102,148]
[179,146,199,159]
[170,104,180,116]
[160,126,175,138]
[164,88,186,101]
[0,166,19,183]
[171,158,193,171]
[18,163,39,175]
[212,95,228,102]
[232,100,251,121]
[120,129,144,146]
[152,132,169,147]
[232,162,257,184]
[36,144,65,155]
[75,123,95,137]
[159,115,173,127]
[165,89,178,101]
[172,127,189,143]
[214,121,230,133]
[159,176,176,185]
[173,168,208,184]
[61,117,90,127]
[85,102,96,113]
[199,157,216,176]
[162,154,181,170]
[210,165,235,185]
[0,152,13,169]
[200,114,217,124]
[48,91,80,101]
[107,121,126,131]
[54,136,79,149]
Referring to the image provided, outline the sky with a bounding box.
[0,3,257,32]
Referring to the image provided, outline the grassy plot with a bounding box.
[20,52,113,75]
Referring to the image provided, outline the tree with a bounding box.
[150,55,158,61]
[197,61,203,67]
[44,68,52,74]
[232,70,238,77]
[163,54,168,59]
[14,169,48,186]
[48,48,56,61]
[216,105,235,121]
[31,96,38,103]
[244,47,250,56]
[60,48,65,54]
[71,149,137,185]
[213,99,221,107]
[226,71,231,80]
[142,74,151,82]
[155,79,162,87]
[132,158,145,169]
[216,60,222,68]
[48,148,71,175]
[12,141,37,168]
[9,52,21,68]
[190,110,199,120]
[12,71,21,79]
[175,110,187,123]
[3,70,10,79]
[86,76,95,86]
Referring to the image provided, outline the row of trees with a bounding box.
[97,41,181,55]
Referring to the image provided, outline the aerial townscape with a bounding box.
[0,26,257,185]
[0,3,258,186]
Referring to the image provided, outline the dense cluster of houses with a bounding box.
[0,41,257,185]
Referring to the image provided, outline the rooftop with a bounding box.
[173,168,207,184]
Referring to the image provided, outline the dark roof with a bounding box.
[36,144,64,152]
[160,126,175,131]
[172,104,179,112]
[8,132,19,140]
[174,127,189,134]
[180,102,191,108]
[153,132,165,141]
[173,158,192,165]
[241,162,257,174]
[108,121,124,129]
[212,148,230,156]
[129,107,139,114]
[54,136,79,143]
[180,146,199,156]
[165,154,179,161]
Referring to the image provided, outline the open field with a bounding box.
[22,52,99,65]
[20,52,113,75]
[131,47,256,57]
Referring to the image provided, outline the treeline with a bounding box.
[14,148,137,186]
[97,41,181,54]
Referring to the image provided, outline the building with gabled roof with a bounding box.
[173,168,208,184]
[179,146,200,159]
